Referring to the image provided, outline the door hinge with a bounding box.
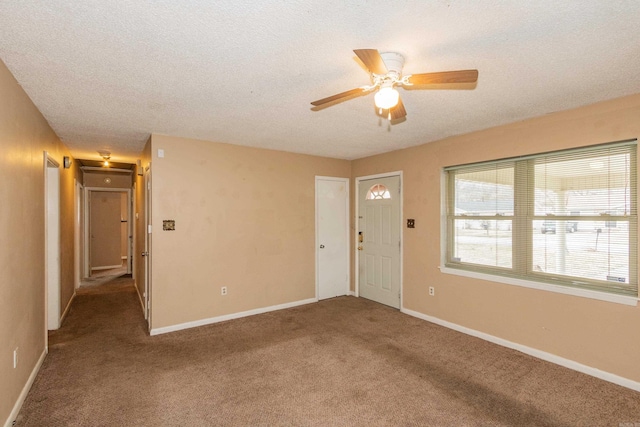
[148,224,152,233]
[147,182,151,190]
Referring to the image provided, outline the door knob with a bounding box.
[141,251,148,257]
[357,246,363,251]
[319,245,325,249]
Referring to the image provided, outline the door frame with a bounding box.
[83,187,133,276]
[355,171,404,308]
[144,164,152,328]
[74,180,83,289]
[315,176,350,300]
[130,181,136,278]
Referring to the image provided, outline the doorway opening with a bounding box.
[83,188,133,281]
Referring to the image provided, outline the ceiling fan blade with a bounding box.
[390,96,407,120]
[311,87,368,106]
[408,69,478,85]
[354,49,388,75]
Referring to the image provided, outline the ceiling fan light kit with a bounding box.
[311,49,478,123]
[374,83,400,109]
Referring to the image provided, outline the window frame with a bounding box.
[440,140,638,306]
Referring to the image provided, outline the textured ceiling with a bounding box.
[1,1,640,163]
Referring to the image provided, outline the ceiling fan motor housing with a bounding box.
[379,52,405,77]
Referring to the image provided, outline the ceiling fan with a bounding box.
[311,49,478,121]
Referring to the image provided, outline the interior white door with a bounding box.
[317,177,349,300]
[358,175,401,308]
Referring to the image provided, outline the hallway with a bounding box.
[16,275,145,426]
[80,261,129,289]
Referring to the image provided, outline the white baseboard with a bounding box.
[4,349,46,427]
[347,290,356,296]
[59,291,76,325]
[401,307,640,393]
[150,297,318,336]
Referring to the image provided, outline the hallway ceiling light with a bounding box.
[98,151,111,166]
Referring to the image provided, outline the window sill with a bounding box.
[439,266,638,306]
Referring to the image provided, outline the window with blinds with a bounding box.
[444,140,638,298]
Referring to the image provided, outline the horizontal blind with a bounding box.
[446,140,637,297]
[525,143,636,294]
[447,162,515,269]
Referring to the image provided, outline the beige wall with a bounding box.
[149,134,350,329]
[352,93,640,383]
[0,60,76,424]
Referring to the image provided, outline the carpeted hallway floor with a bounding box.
[15,276,640,426]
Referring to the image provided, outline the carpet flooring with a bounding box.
[15,277,640,426]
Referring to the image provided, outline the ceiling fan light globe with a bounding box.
[374,87,399,109]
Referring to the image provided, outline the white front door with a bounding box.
[358,175,401,308]
[316,177,349,300]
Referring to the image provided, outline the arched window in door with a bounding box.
[366,183,391,200]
